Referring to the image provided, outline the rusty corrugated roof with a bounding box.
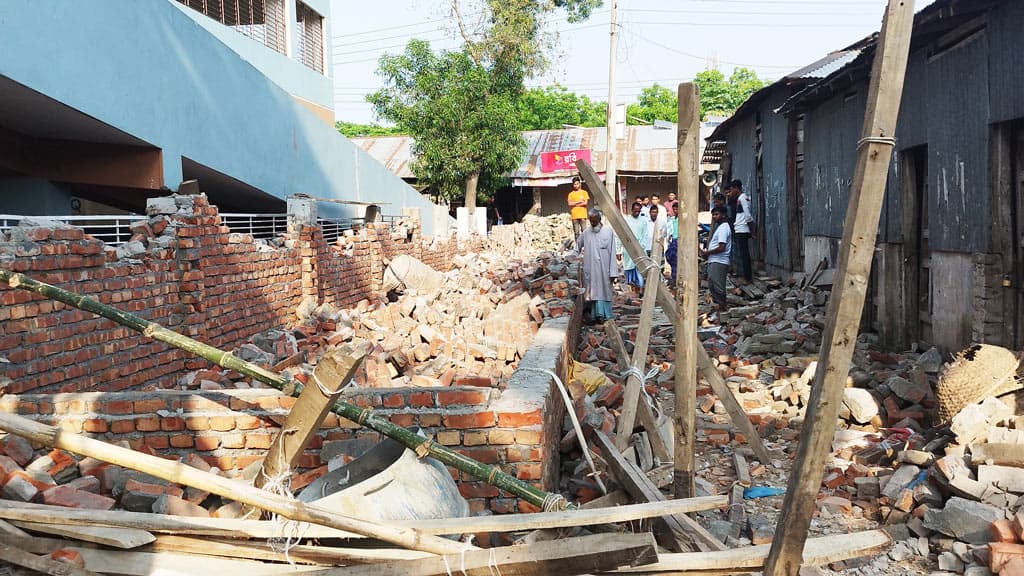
[352,125,682,184]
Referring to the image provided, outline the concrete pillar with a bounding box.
[284,0,297,58]
[161,150,183,191]
[287,196,318,227]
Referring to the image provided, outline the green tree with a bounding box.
[626,83,677,125]
[370,39,523,212]
[370,0,601,213]
[514,85,605,130]
[334,121,405,138]
[693,67,768,119]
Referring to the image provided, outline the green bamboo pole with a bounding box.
[0,270,568,512]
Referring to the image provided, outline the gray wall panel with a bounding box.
[926,31,990,252]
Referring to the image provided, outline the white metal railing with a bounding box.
[318,217,365,244]
[0,212,409,247]
[0,214,146,246]
[219,213,289,240]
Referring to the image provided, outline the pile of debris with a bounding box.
[522,213,575,252]
[171,250,580,392]
[0,436,243,518]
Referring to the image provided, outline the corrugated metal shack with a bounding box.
[704,47,866,275]
[706,0,1023,354]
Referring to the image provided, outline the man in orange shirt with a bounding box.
[567,176,590,239]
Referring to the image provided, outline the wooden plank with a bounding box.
[309,533,659,576]
[0,497,725,537]
[592,430,725,553]
[0,543,99,576]
[675,82,701,500]
[733,452,752,488]
[146,535,431,565]
[609,529,892,574]
[578,160,770,465]
[11,520,154,549]
[0,517,29,537]
[69,548,324,576]
[616,226,665,451]
[763,2,916,575]
[0,410,468,556]
[604,319,672,463]
[255,349,364,495]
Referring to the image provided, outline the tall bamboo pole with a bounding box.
[764,1,915,573]
[0,270,568,512]
[674,83,700,500]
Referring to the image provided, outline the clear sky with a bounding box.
[329,0,935,124]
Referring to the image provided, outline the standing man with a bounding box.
[638,195,651,218]
[727,179,754,284]
[620,201,648,294]
[664,201,680,282]
[577,209,617,323]
[648,203,670,254]
[700,205,732,315]
[567,176,590,240]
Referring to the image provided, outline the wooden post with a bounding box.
[764,1,916,574]
[674,82,700,500]
[604,319,672,463]
[577,160,770,465]
[256,349,363,490]
[615,226,664,451]
[593,431,725,553]
[247,349,363,518]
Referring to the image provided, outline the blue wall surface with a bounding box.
[0,1,435,234]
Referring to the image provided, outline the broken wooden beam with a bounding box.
[616,226,665,451]
[603,319,672,463]
[252,347,364,516]
[9,520,154,549]
[146,535,431,565]
[310,533,659,576]
[607,529,891,574]
[593,430,725,553]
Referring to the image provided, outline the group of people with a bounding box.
[568,175,755,324]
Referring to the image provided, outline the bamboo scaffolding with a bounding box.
[0,270,566,512]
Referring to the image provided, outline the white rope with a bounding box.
[857,136,896,150]
[634,256,659,276]
[312,370,346,398]
[519,367,607,495]
[488,548,504,576]
[261,451,306,565]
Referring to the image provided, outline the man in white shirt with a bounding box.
[619,201,649,294]
[726,179,755,284]
[700,205,732,313]
[648,204,670,255]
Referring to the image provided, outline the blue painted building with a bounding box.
[0,1,437,233]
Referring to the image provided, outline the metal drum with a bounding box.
[298,435,469,522]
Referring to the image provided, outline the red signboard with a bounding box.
[540,149,592,173]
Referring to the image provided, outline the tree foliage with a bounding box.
[369,0,602,210]
[514,85,605,130]
[693,67,768,119]
[369,40,523,207]
[334,121,405,138]
[626,84,677,125]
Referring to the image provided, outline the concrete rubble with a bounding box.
[558,266,1024,576]
[168,248,579,392]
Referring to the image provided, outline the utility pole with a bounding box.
[605,0,618,208]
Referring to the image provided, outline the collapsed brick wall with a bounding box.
[0,308,577,515]
[0,196,475,394]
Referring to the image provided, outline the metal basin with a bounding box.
[298,435,469,522]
